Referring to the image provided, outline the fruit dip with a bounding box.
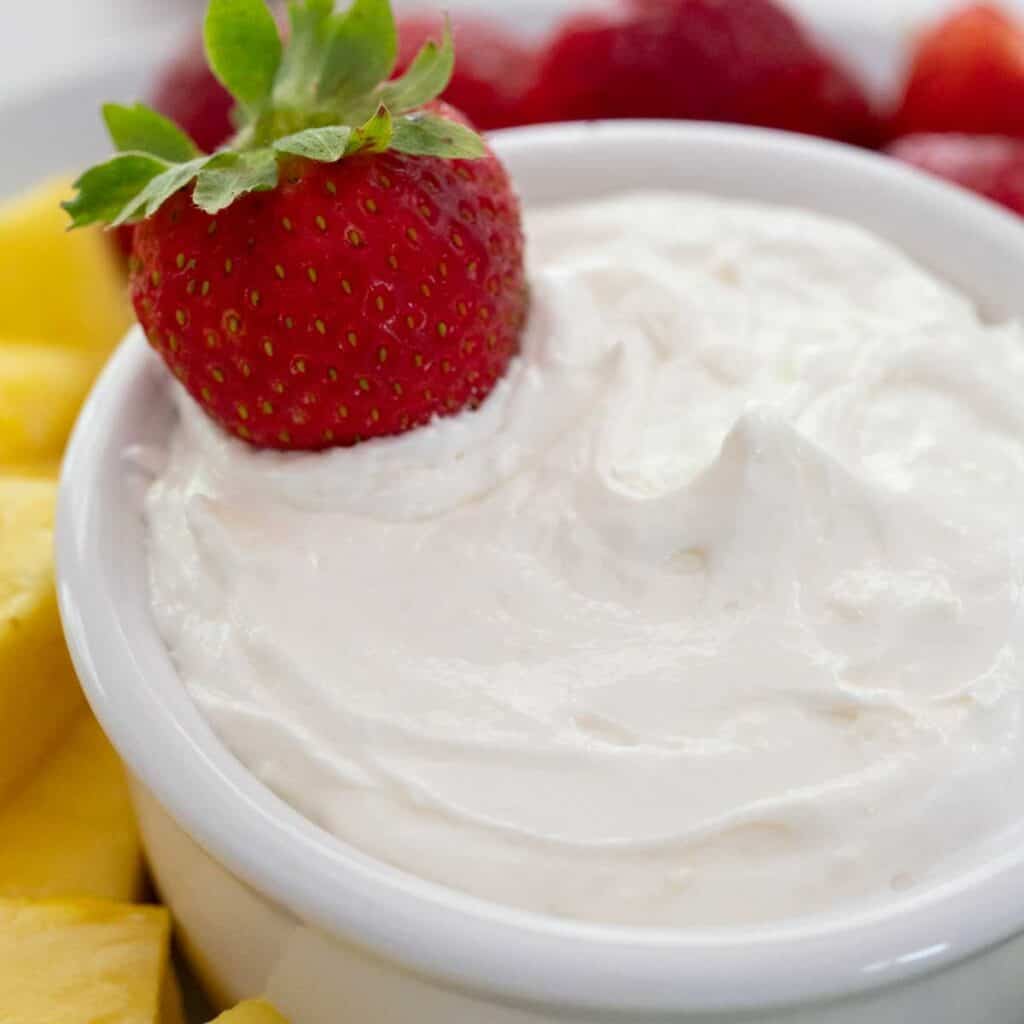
[143,192,1024,927]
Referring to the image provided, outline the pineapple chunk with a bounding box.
[0,476,84,802]
[0,177,131,356]
[0,458,61,479]
[0,342,95,472]
[210,1001,290,1024]
[0,711,143,902]
[0,898,177,1023]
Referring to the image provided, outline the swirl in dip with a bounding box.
[144,193,1024,926]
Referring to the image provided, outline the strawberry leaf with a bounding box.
[111,157,211,226]
[378,20,454,114]
[103,103,200,162]
[204,0,283,116]
[390,114,486,159]
[193,149,279,214]
[274,125,353,162]
[346,105,393,154]
[62,154,169,228]
[319,0,397,108]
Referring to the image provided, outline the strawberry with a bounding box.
[65,0,526,452]
[395,13,537,130]
[892,5,1024,140]
[886,133,1024,217]
[523,0,879,145]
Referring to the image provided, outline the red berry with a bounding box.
[113,224,135,262]
[130,111,526,451]
[523,0,879,146]
[396,13,537,130]
[892,5,1024,139]
[151,31,235,154]
[886,133,1024,216]
[70,0,529,452]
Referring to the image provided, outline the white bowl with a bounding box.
[57,121,1024,1023]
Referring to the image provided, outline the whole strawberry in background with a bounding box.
[887,134,1024,217]
[66,0,527,452]
[522,0,880,146]
[891,4,1024,139]
[395,13,536,129]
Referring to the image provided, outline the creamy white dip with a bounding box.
[145,193,1024,926]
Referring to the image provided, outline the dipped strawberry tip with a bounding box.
[63,0,487,229]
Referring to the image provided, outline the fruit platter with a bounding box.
[6,1,1024,1022]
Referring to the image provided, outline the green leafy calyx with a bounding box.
[64,0,484,228]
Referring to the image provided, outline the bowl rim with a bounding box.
[57,120,1024,1014]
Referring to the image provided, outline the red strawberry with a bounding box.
[892,5,1024,139]
[113,224,135,261]
[66,0,527,452]
[523,0,879,146]
[151,31,235,154]
[886,133,1024,216]
[396,13,537,130]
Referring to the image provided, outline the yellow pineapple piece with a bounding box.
[0,342,95,472]
[0,476,84,802]
[0,898,178,1024]
[0,177,131,357]
[209,1000,290,1024]
[0,711,143,902]
[0,458,62,479]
